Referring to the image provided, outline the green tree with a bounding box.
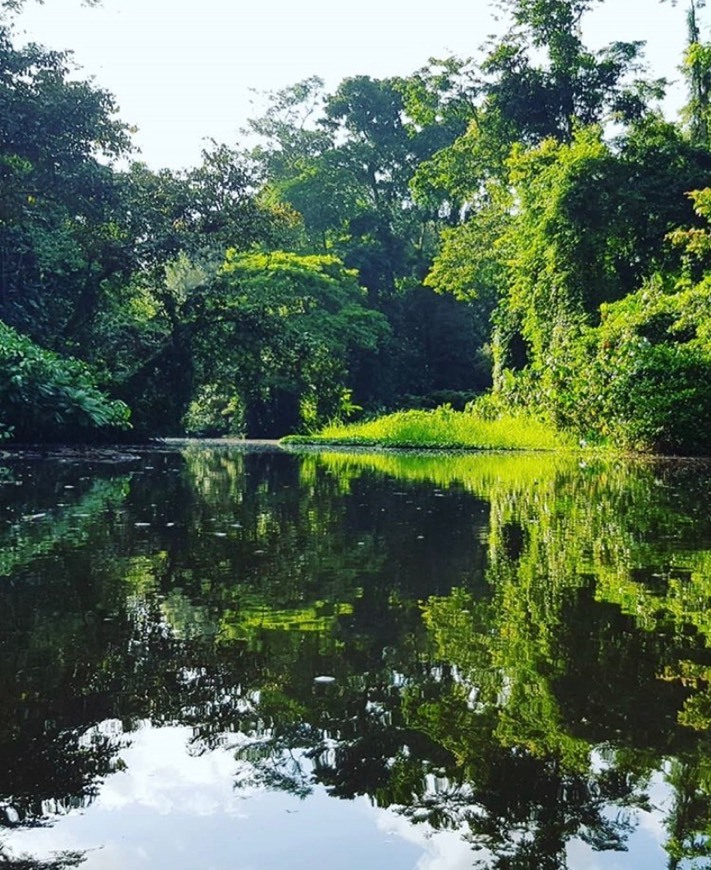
[0,23,132,350]
[413,0,661,217]
[680,0,711,146]
[426,117,711,453]
[248,72,488,409]
[81,144,299,435]
[188,251,390,436]
[488,0,657,141]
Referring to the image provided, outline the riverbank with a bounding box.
[282,407,579,452]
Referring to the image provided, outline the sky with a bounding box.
[11,0,700,171]
[4,722,671,870]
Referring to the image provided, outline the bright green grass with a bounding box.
[282,407,578,451]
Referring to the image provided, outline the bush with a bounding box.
[553,281,711,454]
[0,321,131,442]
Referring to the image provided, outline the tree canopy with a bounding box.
[0,0,709,449]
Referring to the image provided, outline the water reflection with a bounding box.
[0,446,709,868]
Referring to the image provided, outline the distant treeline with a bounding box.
[0,0,709,452]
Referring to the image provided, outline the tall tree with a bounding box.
[189,250,390,437]
[0,23,132,349]
[680,0,711,146]
[248,73,487,409]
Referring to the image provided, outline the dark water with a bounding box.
[0,444,710,869]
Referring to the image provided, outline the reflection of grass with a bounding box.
[299,448,582,495]
[283,408,577,451]
[219,599,354,641]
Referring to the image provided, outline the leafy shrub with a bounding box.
[550,281,711,454]
[0,321,131,442]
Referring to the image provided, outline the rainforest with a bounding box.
[2,3,711,867]
[1,0,710,454]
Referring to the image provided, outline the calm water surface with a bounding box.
[0,444,710,869]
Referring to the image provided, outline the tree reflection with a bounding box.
[0,848,85,869]
[0,448,708,867]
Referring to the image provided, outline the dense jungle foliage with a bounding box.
[1,0,710,451]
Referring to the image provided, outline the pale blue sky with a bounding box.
[13,0,698,170]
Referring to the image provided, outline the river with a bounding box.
[0,443,709,869]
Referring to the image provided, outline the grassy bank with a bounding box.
[282,407,578,451]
